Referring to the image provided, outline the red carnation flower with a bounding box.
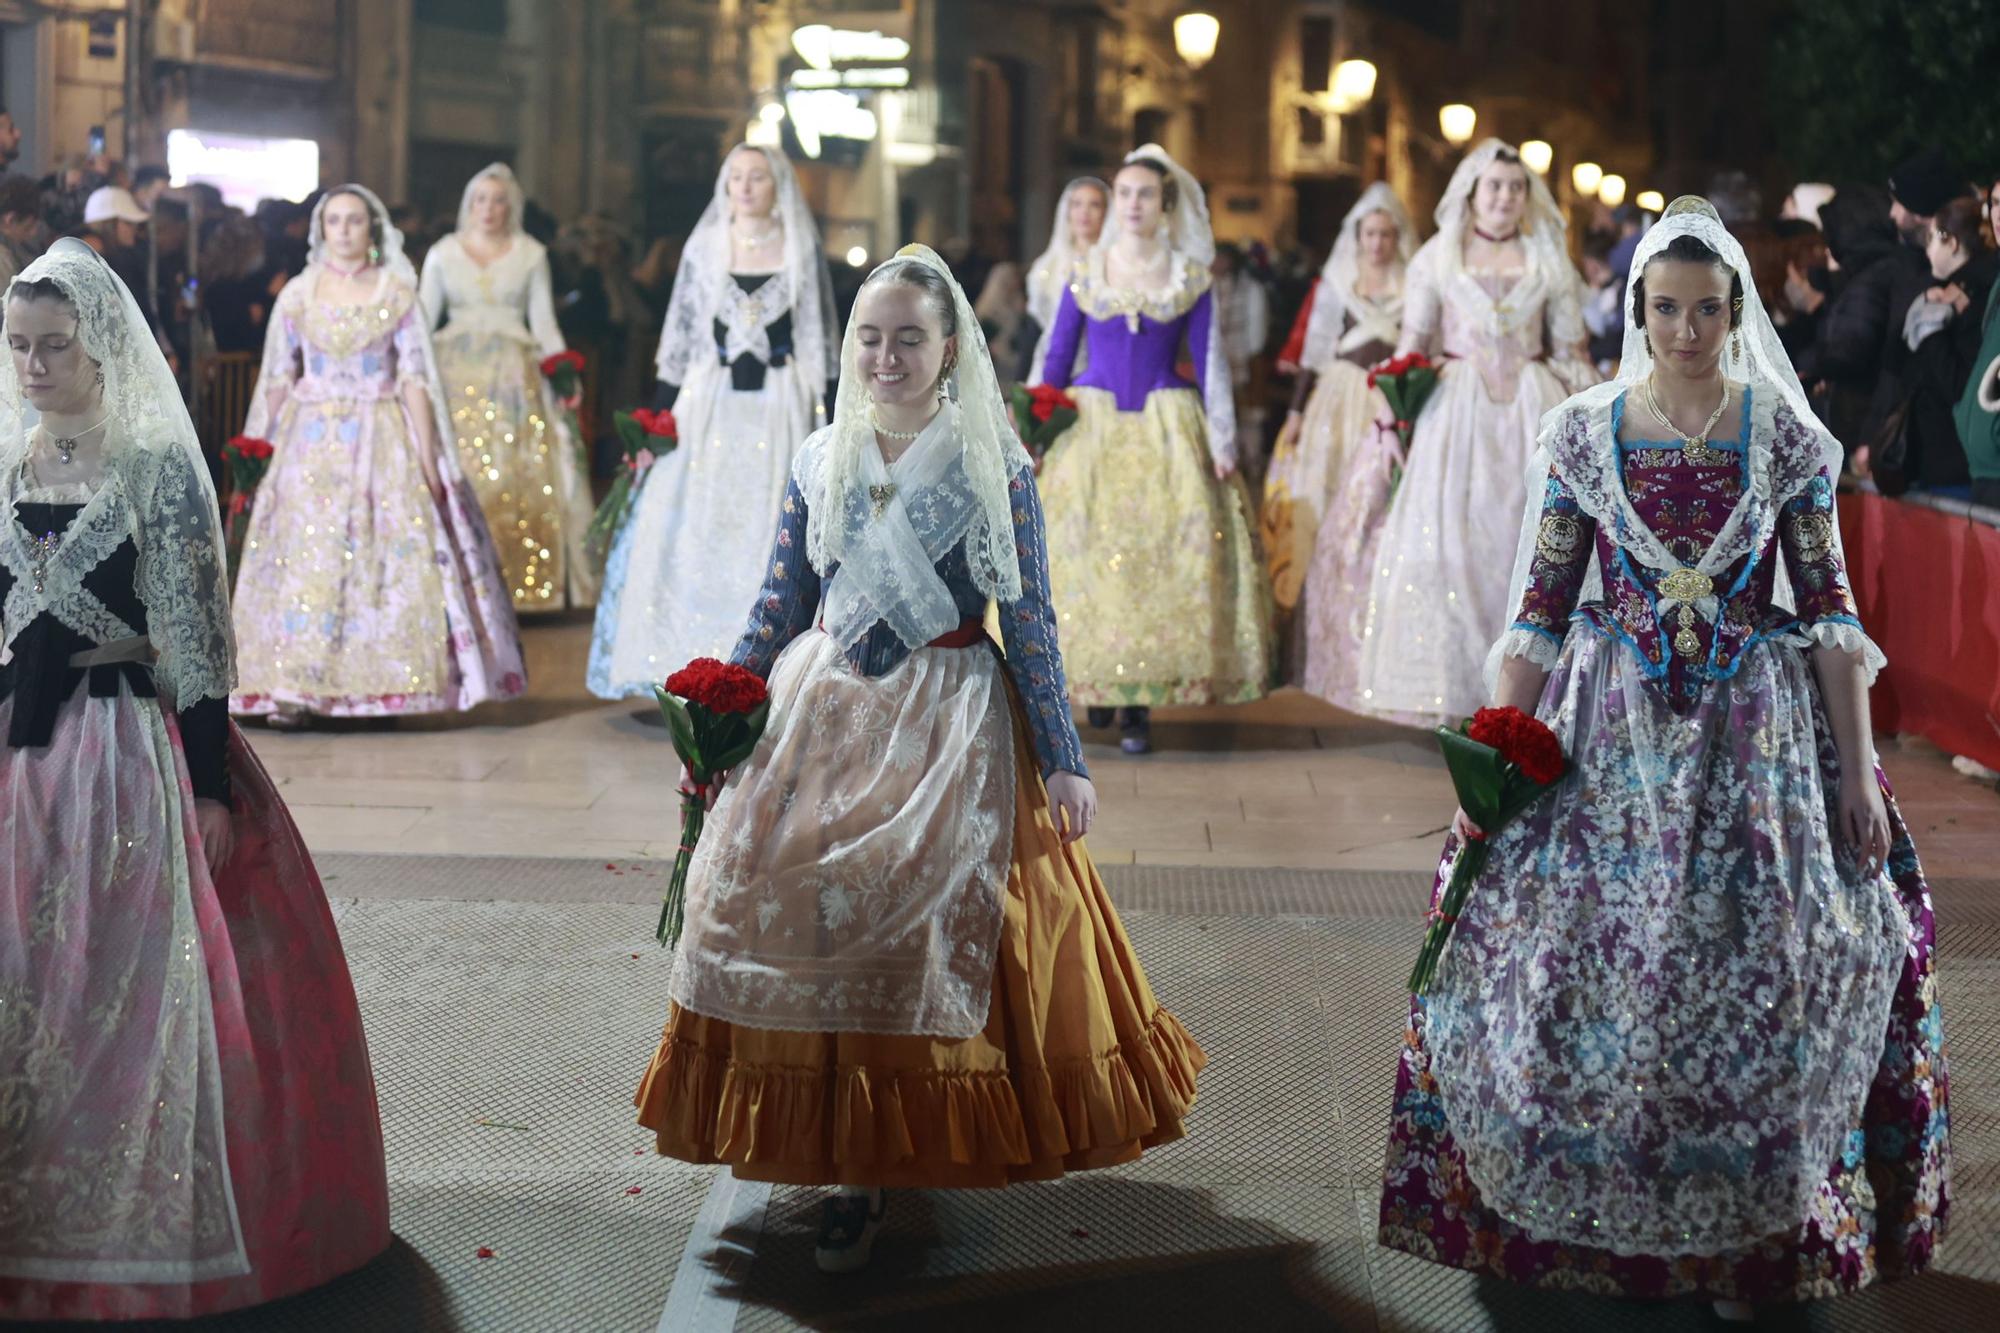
[224,435,274,460]
[663,657,768,715]
[1467,706,1566,786]
[540,350,586,377]
[632,408,679,439]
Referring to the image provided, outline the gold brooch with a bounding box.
[868,483,898,519]
[1658,568,1713,602]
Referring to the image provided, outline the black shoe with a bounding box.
[814,1190,887,1273]
[1119,707,1152,755]
[1086,706,1115,730]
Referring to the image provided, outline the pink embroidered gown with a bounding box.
[230,270,526,716]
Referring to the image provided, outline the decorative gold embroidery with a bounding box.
[1788,511,1835,564]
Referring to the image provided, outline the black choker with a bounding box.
[1472,226,1519,243]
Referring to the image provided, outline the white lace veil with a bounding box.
[1485,196,1882,692]
[1026,176,1108,329]
[1094,145,1235,463]
[801,243,1033,642]
[243,184,460,472]
[456,162,526,237]
[1300,182,1417,370]
[654,145,838,389]
[1,238,235,705]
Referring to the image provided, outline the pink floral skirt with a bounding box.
[0,694,390,1320]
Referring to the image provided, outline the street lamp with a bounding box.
[1571,161,1603,195]
[1438,104,1476,146]
[1635,189,1665,214]
[1174,12,1220,70]
[1598,173,1627,206]
[1330,59,1377,113]
[1520,140,1553,175]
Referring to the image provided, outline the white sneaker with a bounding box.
[1950,754,2000,784]
[814,1190,886,1274]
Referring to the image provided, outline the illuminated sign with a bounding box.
[790,25,911,71]
[167,129,319,210]
[784,89,879,158]
[790,67,911,89]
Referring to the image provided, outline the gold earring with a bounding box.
[1643,331,1654,358]
[1731,329,1742,362]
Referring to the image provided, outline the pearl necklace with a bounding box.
[322,259,371,279]
[42,412,112,466]
[733,222,782,251]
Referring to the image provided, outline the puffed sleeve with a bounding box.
[390,303,432,386]
[1395,245,1442,358]
[1499,469,1598,670]
[527,253,566,358]
[1039,283,1086,389]
[242,284,304,437]
[995,463,1087,779]
[727,478,822,679]
[1777,466,1886,679]
[419,245,448,331]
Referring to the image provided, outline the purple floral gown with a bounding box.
[1379,386,1949,1303]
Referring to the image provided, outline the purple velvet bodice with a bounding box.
[1038,255,1220,411]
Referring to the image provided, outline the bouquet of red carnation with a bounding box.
[1367,352,1440,502]
[540,349,586,402]
[1006,383,1080,459]
[653,657,772,947]
[220,435,275,581]
[1408,705,1568,994]
[586,408,679,564]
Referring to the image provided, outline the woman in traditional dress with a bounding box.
[1037,146,1272,753]
[421,162,599,610]
[0,239,389,1319]
[1023,176,1107,387]
[1309,139,1595,726]
[1379,199,1948,1320]
[634,246,1203,1274]
[589,145,838,698]
[230,185,526,723]
[1261,183,1416,674]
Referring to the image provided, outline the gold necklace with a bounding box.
[1642,375,1729,457]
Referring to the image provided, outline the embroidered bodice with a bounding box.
[0,462,231,799]
[419,234,565,356]
[1511,389,1862,709]
[263,274,431,410]
[711,272,797,392]
[730,463,1087,779]
[1401,236,1586,403]
[1039,251,1218,411]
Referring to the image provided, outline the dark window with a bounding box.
[1300,16,1334,94]
[1298,106,1325,148]
[415,0,507,35]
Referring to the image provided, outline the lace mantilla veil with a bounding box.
[1486,195,1883,692]
[799,243,1033,648]
[1024,176,1108,385]
[456,161,526,237]
[1093,144,1236,464]
[1299,181,1418,371]
[241,183,461,486]
[654,145,838,389]
[1,238,236,707]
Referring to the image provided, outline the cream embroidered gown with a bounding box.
[421,234,599,610]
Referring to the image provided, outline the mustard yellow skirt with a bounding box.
[633,705,1205,1189]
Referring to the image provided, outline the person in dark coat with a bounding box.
[1892,196,1997,492]
[1794,184,1902,454]
[1865,150,1974,452]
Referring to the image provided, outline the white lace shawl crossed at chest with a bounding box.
[796,406,987,653]
[0,444,236,706]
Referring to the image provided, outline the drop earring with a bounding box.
[369,245,381,264]
[1730,329,1742,363]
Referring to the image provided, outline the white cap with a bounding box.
[84,186,149,225]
